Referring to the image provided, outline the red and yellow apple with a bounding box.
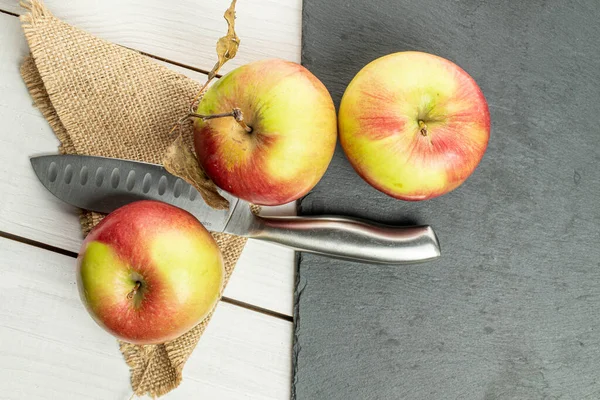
[338,51,490,201]
[76,200,224,344]
[194,58,337,206]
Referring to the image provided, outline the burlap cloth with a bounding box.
[19,0,248,396]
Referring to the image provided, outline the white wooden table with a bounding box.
[0,1,301,398]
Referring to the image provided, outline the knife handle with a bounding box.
[248,215,441,264]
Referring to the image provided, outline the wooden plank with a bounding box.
[0,13,294,316]
[0,236,292,399]
[0,0,302,73]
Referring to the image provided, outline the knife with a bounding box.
[30,155,441,264]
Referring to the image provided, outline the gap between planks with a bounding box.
[0,7,18,17]
[0,230,294,323]
[0,8,220,78]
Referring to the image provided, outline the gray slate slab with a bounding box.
[294,0,600,399]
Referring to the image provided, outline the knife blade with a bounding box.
[31,155,441,264]
[30,154,250,233]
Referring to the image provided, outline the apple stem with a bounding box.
[189,111,236,120]
[232,108,253,133]
[127,281,142,300]
[187,108,253,133]
[418,120,428,136]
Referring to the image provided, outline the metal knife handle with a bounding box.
[248,215,441,264]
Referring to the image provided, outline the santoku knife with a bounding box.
[30,155,441,264]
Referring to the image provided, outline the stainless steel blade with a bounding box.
[29,154,251,234]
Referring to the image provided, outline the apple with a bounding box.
[338,51,490,201]
[193,58,337,206]
[77,200,224,344]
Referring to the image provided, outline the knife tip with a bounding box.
[28,155,47,180]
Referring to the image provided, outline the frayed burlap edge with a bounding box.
[20,56,74,154]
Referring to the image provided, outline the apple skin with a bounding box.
[76,201,224,345]
[194,58,337,206]
[338,51,490,201]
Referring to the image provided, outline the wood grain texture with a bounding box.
[0,0,301,73]
[0,12,295,317]
[0,236,292,399]
[295,0,600,399]
[0,238,291,399]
